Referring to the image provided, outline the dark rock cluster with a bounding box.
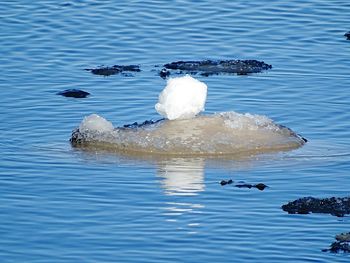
[220,179,268,191]
[85,65,141,76]
[323,232,350,253]
[282,196,350,217]
[160,59,272,77]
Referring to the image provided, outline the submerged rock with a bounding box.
[323,232,350,253]
[160,59,272,77]
[85,65,141,76]
[220,179,233,186]
[235,183,268,191]
[57,89,90,98]
[282,196,350,217]
[220,180,268,190]
[70,112,306,156]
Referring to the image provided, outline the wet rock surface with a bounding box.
[323,232,350,253]
[85,65,141,76]
[57,89,90,98]
[220,179,268,190]
[160,59,272,77]
[282,196,350,217]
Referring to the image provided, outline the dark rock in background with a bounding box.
[282,196,350,217]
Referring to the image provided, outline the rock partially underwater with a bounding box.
[220,179,268,190]
[160,59,272,77]
[85,65,141,76]
[344,32,350,40]
[70,112,306,156]
[323,232,350,253]
[282,196,350,217]
[57,89,90,98]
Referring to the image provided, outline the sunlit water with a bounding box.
[1,0,350,262]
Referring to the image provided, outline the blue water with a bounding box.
[1,0,350,262]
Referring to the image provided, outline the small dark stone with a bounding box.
[57,89,90,98]
[159,68,170,79]
[220,180,228,186]
[344,32,350,40]
[220,179,233,186]
[300,136,308,143]
[255,183,268,191]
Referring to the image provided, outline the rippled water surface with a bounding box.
[1,0,350,262]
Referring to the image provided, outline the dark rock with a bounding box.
[159,68,170,79]
[326,242,350,253]
[282,196,350,217]
[255,183,268,191]
[162,59,272,77]
[57,89,90,98]
[344,32,350,40]
[301,136,308,143]
[85,65,141,76]
[220,180,267,190]
[220,179,233,186]
[235,183,268,191]
[323,232,350,253]
[336,232,350,242]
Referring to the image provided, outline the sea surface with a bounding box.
[1,0,350,262]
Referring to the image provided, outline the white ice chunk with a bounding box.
[79,114,114,133]
[155,75,207,120]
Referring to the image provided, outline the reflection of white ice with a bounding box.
[157,158,205,196]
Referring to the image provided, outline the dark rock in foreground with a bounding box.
[323,232,350,253]
[282,196,350,217]
[220,179,268,190]
[85,65,141,76]
[345,32,350,40]
[57,89,90,98]
[160,59,272,77]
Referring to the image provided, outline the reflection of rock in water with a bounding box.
[71,112,306,156]
[282,196,350,217]
[156,158,205,196]
[160,59,272,77]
